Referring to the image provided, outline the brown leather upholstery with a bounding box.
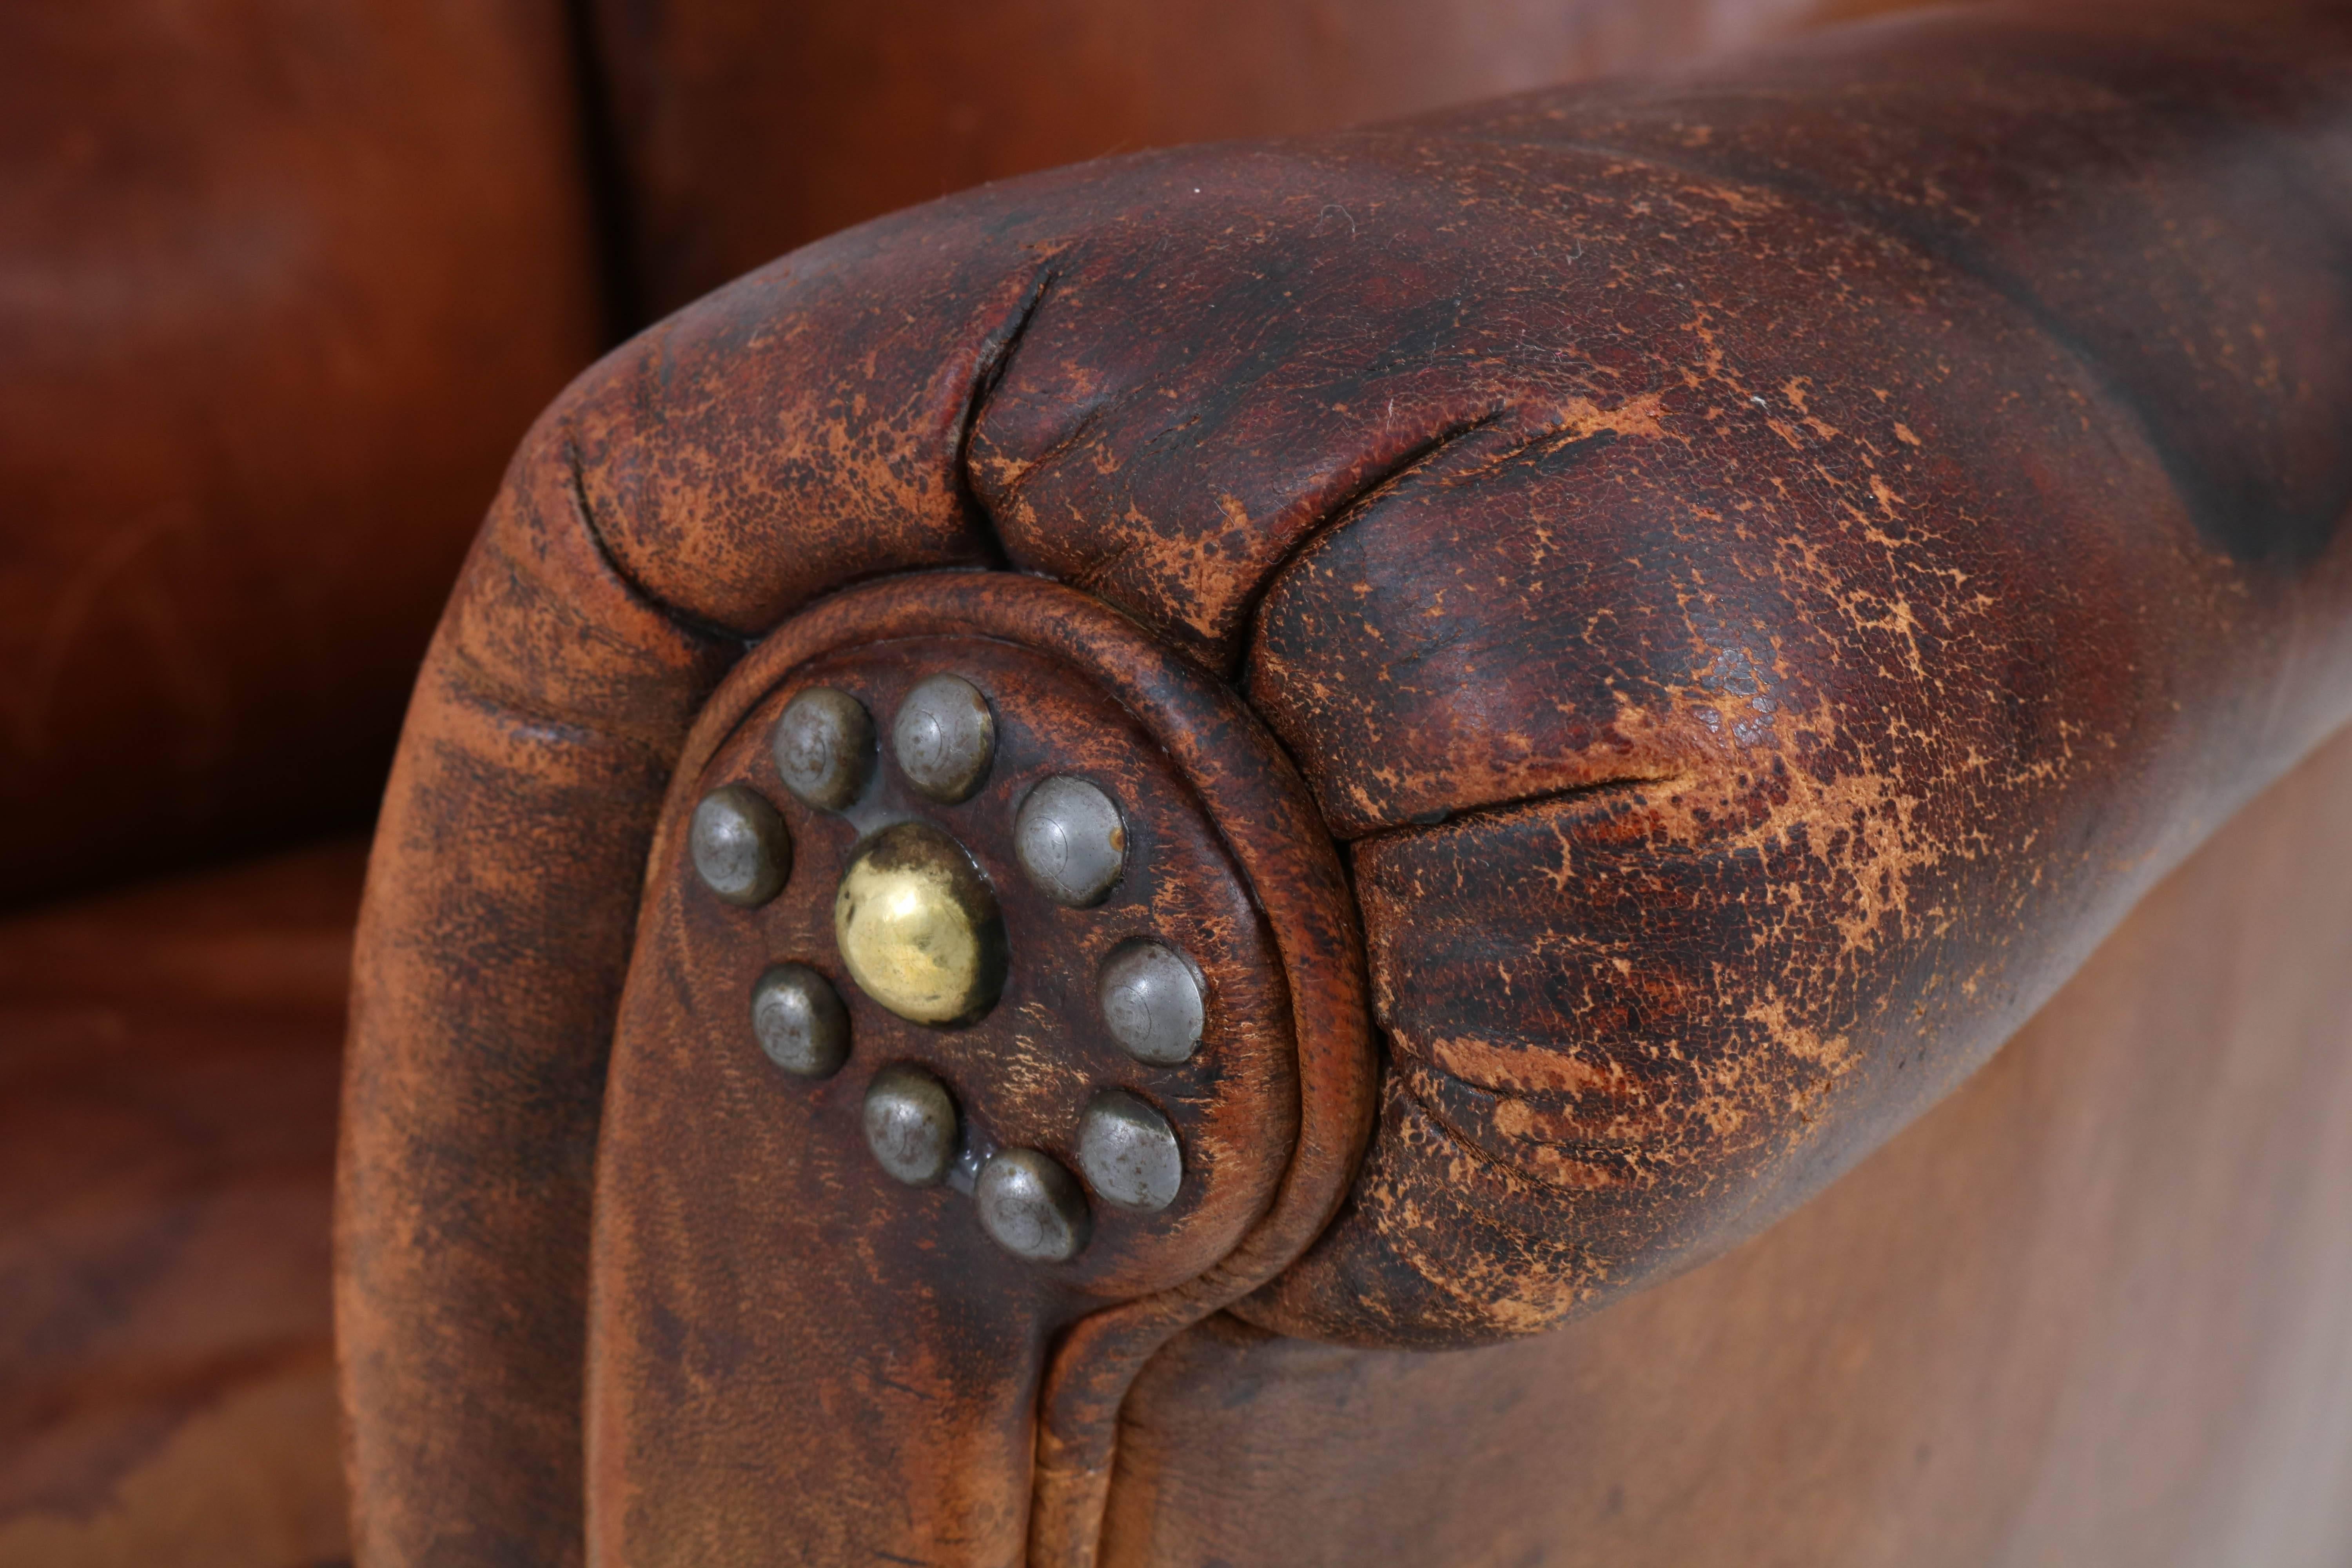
[1107,728,2352,1563]
[584,578,1371,1563]
[11,0,2352,1564]
[341,5,2352,1564]
[7,4,1902,1563]
[0,0,1898,918]
[0,0,601,908]
[1251,5,2352,1344]
[0,842,363,1566]
[587,0,1891,313]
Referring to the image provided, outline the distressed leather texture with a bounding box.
[568,577,1370,1564]
[0,0,1878,915]
[1103,721,2352,1563]
[338,4,2352,1564]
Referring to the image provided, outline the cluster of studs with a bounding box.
[690,673,1204,1266]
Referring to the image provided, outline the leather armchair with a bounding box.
[343,4,2352,1565]
[9,2,2352,1566]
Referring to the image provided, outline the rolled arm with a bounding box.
[339,6,2352,1563]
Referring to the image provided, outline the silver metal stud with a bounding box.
[974,1148,1092,1263]
[1098,939,1205,1065]
[1014,776,1127,907]
[750,963,851,1078]
[773,687,875,811]
[690,784,791,906]
[1077,1091,1183,1212]
[863,1064,959,1187]
[893,674,995,803]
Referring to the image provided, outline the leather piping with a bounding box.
[633,571,1377,1567]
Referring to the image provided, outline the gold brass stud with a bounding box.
[834,821,1007,1025]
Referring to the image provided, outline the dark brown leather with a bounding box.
[1100,725,2352,1565]
[342,5,2352,1564]
[1247,3,2352,1345]
[0,841,362,1566]
[0,0,602,908]
[586,0,1901,313]
[586,577,1368,1563]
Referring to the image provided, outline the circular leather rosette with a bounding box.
[590,574,1374,1565]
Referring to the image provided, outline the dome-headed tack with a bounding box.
[1098,938,1205,1065]
[893,674,995,803]
[773,686,875,811]
[750,963,851,1078]
[975,1148,1092,1262]
[1077,1090,1183,1212]
[863,1063,959,1187]
[690,784,791,906]
[1014,775,1127,907]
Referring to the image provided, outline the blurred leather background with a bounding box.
[0,0,601,911]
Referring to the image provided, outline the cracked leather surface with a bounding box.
[342,5,2352,1561]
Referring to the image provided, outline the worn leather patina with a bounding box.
[583,577,1371,1564]
[340,6,2352,1564]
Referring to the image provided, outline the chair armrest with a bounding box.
[339,7,2352,1563]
